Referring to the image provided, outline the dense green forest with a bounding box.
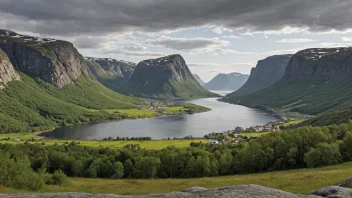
[2,120,352,190]
[0,73,136,134]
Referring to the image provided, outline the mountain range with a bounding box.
[0,29,220,133]
[223,47,352,122]
[204,72,249,91]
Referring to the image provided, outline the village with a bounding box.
[203,121,282,145]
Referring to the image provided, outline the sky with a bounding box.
[1,0,352,82]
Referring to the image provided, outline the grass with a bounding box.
[0,133,206,150]
[281,119,306,127]
[1,161,352,195]
[102,109,161,118]
[239,132,270,137]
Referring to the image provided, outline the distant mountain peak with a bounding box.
[204,72,249,91]
[122,54,217,98]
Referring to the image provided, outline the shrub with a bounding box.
[45,170,68,186]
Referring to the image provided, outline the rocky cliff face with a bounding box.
[86,57,136,81]
[284,48,352,80]
[229,54,291,96]
[123,54,217,98]
[223,47,352,115]
[0,30,88,87]
[0,49,20,89]
[204,72,249,91]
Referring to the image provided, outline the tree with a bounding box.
[112,161,124,178]
[304,143,342,168]
[123,159,133,178]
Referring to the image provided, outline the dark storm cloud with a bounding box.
[0,0,351,36]
[145,36,229,52]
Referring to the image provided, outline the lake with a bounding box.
[42,90,281,140]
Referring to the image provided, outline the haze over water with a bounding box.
[43,91,280,140]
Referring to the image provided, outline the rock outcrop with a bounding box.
[123,54,218,98]
[0,184,323,198]
[0,29,88,87]
[310,185,352,197]
[204,72,249,91]
[0,49,20,89]
[228,54,291,96]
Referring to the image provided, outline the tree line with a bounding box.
[2,120,352,190]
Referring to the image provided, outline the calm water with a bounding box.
[42,91,281,140]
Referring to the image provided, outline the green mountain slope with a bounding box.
[0,30,139,133]
[122,54,219,98]
[223,48,352,115]
[85,57,136,91]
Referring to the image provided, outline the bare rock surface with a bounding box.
[0,29,88,87]
[0,48,20,89]
[310,185,352,198]
[0,184,322,198]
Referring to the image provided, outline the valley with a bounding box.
[1,23,352,197]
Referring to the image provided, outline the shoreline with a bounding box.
[218,97,314,121]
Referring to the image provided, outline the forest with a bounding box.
[2,120,352,191]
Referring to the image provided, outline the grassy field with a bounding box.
[0,133,206,150]
[239,132,270,137]
[1,161,351,195]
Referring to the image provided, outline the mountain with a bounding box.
[193,74,205,85]
[0,30,89,88]
[0,29,137,133]
[122,54,218,98]
[227,55,292,97]
[223,47,352,115]
[85,57,136,90]
[204,72,249,91]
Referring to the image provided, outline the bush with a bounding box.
[45,170,68,186]
[0,152,45,190]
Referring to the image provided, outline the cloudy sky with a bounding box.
[1,0,352,82]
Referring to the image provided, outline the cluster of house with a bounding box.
[206,122,282,145]
[243,122,281,133]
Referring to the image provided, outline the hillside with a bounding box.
[0,30,138,133]
[86,57,136,90]
[193,74,205,85]
[223,47,352,115]
[123,54,218,98]
[227,54,292,96]
[204,72,249,91]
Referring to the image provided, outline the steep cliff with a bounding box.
[0,30,138,133]
[123,54,218,98]
[204,72,249,91]
[223,47,352,115]
[86,57,136,90]
[228,54,291,96]
[0,49,20,89]
[0,29,88,87]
